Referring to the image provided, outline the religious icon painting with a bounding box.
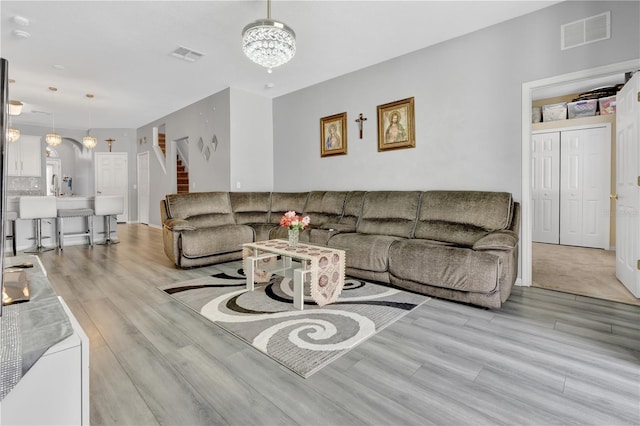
[320,112,348,158]
[377,97,415,152]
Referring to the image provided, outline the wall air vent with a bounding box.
[170,46,205,62]
[561,11,610,50]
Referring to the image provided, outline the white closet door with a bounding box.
[560,127,610,249]
[532,132,560,244]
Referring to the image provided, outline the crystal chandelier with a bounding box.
[83,93,97,149]
[46,86,62,147]
[242,0,296,72]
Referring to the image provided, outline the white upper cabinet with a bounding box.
[7,135,42,177]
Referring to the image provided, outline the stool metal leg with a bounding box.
[88,215,94,246]
[25,218,55,253]
[57,217,64,250]
[96,215,119,245]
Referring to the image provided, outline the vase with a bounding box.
[288,229,299,248]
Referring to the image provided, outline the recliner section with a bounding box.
[161,189,520,308]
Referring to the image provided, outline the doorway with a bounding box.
[45,158,61,196]
[521,59,640,303]
[137,152,150,225]
[95,152,129,222]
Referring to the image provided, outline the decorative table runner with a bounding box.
[0,256,73,401]
[243,240,346,307]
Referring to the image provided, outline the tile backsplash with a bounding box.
[6,176,44,196]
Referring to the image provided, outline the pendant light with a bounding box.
[45,86,62,147]
[83,93,97,149]
[242,0,296,73]
[7,100,22,142]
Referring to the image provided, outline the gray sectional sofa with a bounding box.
[161,190,520,309]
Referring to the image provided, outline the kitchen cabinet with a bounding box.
[7,135,42,177]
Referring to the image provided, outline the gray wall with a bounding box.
[272,1,640,198]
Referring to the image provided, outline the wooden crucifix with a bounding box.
[355,113,368,139]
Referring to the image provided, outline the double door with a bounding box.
[531,125,610,249]
[7,135,41,176]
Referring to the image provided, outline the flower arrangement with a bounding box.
[280,210,310,231]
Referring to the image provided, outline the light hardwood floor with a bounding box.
[31,225,640,425]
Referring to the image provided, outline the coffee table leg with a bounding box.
[293,268,304,310]
[246,256,256,291]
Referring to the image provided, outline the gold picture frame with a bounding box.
[377,97,415,151]
[320,112,348,157]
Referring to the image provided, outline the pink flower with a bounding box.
[280,211,310,230]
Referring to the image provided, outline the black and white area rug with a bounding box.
[159,261,429,378]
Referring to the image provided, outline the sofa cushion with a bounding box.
[414,191,513,244]
[268,192,310,224]
[329,233,404,273]
[389,239,500,294]
[303,191,348,226]
[230,192,270,225]
[180,224,254,258]
[166,192,235,228]
[356,191,421,238]
[338,191,366,227]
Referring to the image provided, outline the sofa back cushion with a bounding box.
[166,192,235,228]
[414,191,513,246]
[268,192,310,224]
[303,191,348,226]
[356,191,421,238]
[339,191,366,227]
[229,192,270,224]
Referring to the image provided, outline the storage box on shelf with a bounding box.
[599,95,616,115]
[568,99,598,119]
[542,102,567,122]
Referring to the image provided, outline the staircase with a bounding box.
[177,156,189,194]
[158,133,166,156]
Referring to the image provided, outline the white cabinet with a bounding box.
[7,135,42,177]
[0,298,90,425]
[531,125,611,249]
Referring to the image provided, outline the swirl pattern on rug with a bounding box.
[159,261,429,377]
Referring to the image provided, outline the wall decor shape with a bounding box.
[212,134,218,152]
[377,97,415,152]
[203,146,211,161]
[198,137,204,152]
[320,112,347,158]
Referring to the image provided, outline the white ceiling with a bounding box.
[2,1,562,130]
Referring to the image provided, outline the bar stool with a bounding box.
[19,196,58,253]
[94,195,124,245]
[5,211,17,256]
[57,208,94,250]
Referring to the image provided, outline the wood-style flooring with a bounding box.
[30,225,640,425]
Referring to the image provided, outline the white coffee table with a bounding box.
[242,240,346,310]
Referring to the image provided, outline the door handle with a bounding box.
[609,194,619,200]
[97,191,102,194]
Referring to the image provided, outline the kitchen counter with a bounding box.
[5,196,117,251]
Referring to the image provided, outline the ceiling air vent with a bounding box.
[561,11,610,50]
[170,46,205,62]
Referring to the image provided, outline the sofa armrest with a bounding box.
[473,230,518,251]
[164,218,196,231]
